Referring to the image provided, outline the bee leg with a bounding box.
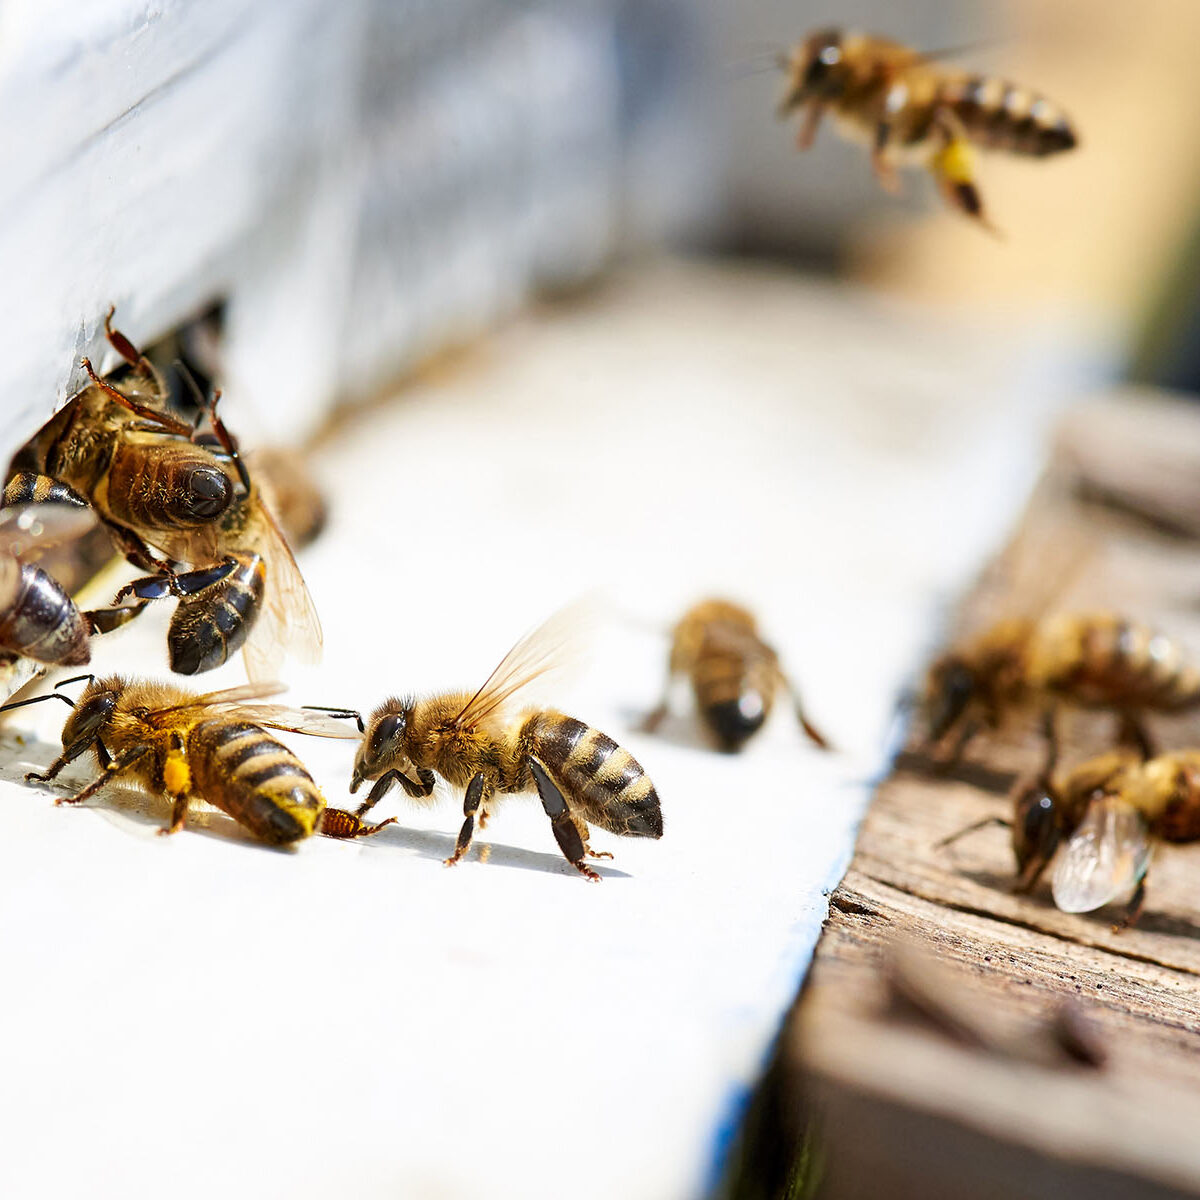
[929,109,1002,235]
[104,523,181,577]
[1115,711,1155,760]
[445,771,492,867]
[871,123,902,194]
[54,744,150,807]
[84,602,147,636]
[528,758,601,882]
[640,697,670,735]
[794,100,825,150]
[1114,876,1148,933]
[81,359,192,438]
[194,390,251,495]
[103,306,152,373]
[776,667,832,750]
[158,793,191,837]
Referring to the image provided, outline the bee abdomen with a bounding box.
[692,646,776,752]
[168,552,264,674]
[0,564,90,665]
[941,76,1076,157]
[528,713,662,839]
[1070,620,1200,711]
[3,473,87,508]
[190,719,322,843]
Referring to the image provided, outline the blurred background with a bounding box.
[7,0,1200,441]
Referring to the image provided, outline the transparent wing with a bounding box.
[452,598,597,730]
[0,504,96,558]
[240,487,323,683]
[1051,796,1151,914]
[146,681,287,723]
[227,704,364,739]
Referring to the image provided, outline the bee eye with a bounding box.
[1013,786,1060,878]
[371,713,405,759]
[63,692,116,758]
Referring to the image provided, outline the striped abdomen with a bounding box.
[691,634,778,752]
[3,473,87,508]
[1042,617,1200,712]
[938,75,1076,156]
[0,563,89,665]
[188,718,323,843]
[167,551,264,674]
[104,442,233,530]
[1148,755,1200,843]
[525,712,662,839]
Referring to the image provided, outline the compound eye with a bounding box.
[179,466,233,520]
[370,713,404,761]
[1013,786,1058,876]
[64,692,116,757]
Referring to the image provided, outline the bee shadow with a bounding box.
[894,748,1018,795]
[359,822,632,880]
[0,734,292,850]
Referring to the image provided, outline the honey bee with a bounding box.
[17,310,247,574]
[6,677,383,844]
[941,728,1200,925]
[642,599,829,752]
[924,612,1200,763]
[109,466,322,680]
[342,607,664,880]
[0,503,140,667]
[778,29,1077,227]
[19,312,323,680]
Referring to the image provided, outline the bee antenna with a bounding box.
[302,705,365,734]
[935,815,1010,851]
[0,692,77,714]
[174,359,207,411]
[55,674,95,691]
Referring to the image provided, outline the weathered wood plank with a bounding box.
[767,394,1200,1198]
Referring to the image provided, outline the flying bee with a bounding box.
[924,612,1200,764]
[940,722,1200,926]
[777,29,1077,227]
[5,677,382,845]
[15,309,248,575]
[642,599,830,752]
[338,606,664,881]
[0,503,142,667]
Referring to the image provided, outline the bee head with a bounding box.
[924,655,977,743]
[351,701,410,792]
[59,677,121,763]
[1011,778,1061,891]
[705,691,769,752]
[781,29,847,110]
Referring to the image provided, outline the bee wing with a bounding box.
[0,504,96,558]
[227,704,365,739]
[1050,795,1152,914]
[240,491,323,683]
[451,599,597,730]
[146,681,289,722]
